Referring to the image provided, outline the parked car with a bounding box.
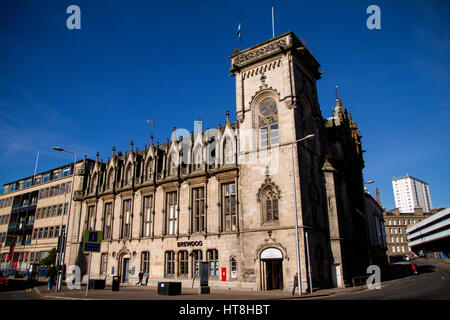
[0,270,8,290]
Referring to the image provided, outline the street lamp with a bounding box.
[52,146,77,291]
[290,133,315,295]
[363,180,375,266]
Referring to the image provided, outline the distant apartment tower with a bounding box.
[392,175,432,213]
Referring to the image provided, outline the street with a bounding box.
[321,259,450,300]
[0,259,448,301]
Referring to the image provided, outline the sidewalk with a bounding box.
[35,280,372,300]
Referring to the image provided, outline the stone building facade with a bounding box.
[64,31,371,292]
[0,31,373,292]
[384,206,434,261]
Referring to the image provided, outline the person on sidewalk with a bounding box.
[47,265,56,291]
[292,273,298,295]
[136,270,144,286]
[411,263,418,275]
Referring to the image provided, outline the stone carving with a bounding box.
[234,39,287,65]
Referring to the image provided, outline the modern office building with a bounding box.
[0,160,91,272]
[392,175,432,213]
[407,206,450,259]
[1,31,375,292]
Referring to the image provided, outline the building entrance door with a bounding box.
[122,258,130,283]
[265,259,283,290]
[260,247,284,290]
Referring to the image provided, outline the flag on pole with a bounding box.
[237,22,241,39]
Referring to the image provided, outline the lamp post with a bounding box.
[52,147,77,291]
[290,133,315,295]
[363,180,375,266]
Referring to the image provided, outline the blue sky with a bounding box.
[0,0,448,211]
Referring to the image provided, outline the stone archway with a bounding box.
[117,249,131,283]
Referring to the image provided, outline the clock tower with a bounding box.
[228,32,328,292]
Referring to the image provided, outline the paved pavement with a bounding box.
[1,258,449,301]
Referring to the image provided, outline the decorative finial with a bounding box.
[150,134,154,145]
[225,110,230,123]
[260,73,266,84]
[130,140,134,150]
[112,146,116,155]
[335,85,339,100]
[265,166,270,177]
[96,152,99,162]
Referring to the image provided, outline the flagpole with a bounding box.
[238,22,242,50]
[33,150,39,183]
[272,7,275,38]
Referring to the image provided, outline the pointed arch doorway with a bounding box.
[260,247,284,290]
[118,252,131,284]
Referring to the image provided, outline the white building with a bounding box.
[392,175,432,213]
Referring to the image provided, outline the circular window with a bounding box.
[259,98,277,117]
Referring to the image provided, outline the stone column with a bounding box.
[322,159,345,288]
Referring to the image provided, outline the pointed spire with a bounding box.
[197,119,202,135]
[130,140,134,151]
[150,134,154,146]
[171,127,177,142]
[335,85,339,101]
[112,146,116,156]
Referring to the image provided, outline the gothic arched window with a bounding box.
[258,178,281,225]
[107,170,114,189]
[223,138,234,165]
[146,159,153,181]
[90,173,97,194]
[194,146,202,170]
[168,152,177,176]
[125,165,133,185]
[258,97,279,148]
[263,187,279,223]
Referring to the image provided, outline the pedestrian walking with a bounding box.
[411,263,418,275]
[292,273,298,295]
[47,264,56,291]
[136,270,144,286]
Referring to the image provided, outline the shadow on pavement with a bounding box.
[1,279,47,292]
[384,262,435,282]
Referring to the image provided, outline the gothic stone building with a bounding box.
[66,31,370,292]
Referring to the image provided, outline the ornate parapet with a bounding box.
[230,33,291,72]
[229,31,321,79]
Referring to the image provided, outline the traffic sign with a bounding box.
[82,230,102,253]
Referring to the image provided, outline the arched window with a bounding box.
[223,138,234,165]
[258,179,281,225]
[107,170,114,189]
[263,187,279,223]
[146,159,153,181]
[258,97,279,148]
[230,257,237,278]
[168,153,177,176]
[125,165,133,185]
[194,146,202,170]
[90,173,97,193]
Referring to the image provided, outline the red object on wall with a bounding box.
[221,267,227,282]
